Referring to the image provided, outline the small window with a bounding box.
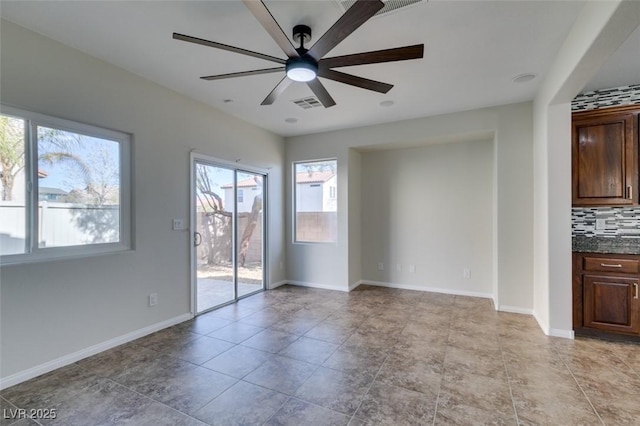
[237,189,244,203]
[294,159,337,243]
[0,106,132,264]
[329,186,336,199]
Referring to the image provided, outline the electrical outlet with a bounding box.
[377,262,384,271]
[149,293,158,307]
[595,218,606,230]
[409,264,416,273]
[396,263,402,272]
[172,219,184,230]
[463,268,471,279]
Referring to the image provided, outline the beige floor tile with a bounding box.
[194,380,288,425]
[264,398,351,426]
[243,355,317,395]
[4,285,637,426]
[355,381,437,425]
[295,366,375,415]
[279,336,340,365]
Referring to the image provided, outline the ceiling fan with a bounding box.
[173,0,424,108]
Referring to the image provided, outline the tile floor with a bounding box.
[2,285,639,425]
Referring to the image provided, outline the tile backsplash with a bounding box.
[572,84,640,111]
[572,207,640,238]
[571,85,640,240]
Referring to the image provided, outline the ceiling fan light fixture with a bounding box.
[286,58,318,82]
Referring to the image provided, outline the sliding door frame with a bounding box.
[189,152,268,316]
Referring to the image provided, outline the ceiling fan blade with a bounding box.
[307,0,384,61]
[173,33,285,64]
[242,0,299,58]
[318,68,392,94]
[306,79,336,108]
[261,76,293,105]
[201,67,285,81]
[320,44,424,69]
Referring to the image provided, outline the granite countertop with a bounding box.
[572,236,640,255]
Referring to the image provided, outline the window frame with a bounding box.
[292,158,337,245]
[0,105,132,265]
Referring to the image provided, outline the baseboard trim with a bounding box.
[533,310,550,336]
[349,280,364,292]
[549,328,575,339]
[0,313,192,390]
[268,280,287,290]
[286,280,349,292]
[498,305,534,315]
[362,280,493,299]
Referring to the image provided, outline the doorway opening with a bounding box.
[191,155,266,314]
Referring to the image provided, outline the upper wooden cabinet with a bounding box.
[572,106,639,206]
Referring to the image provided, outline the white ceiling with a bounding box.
[2,0,629,137]
[582,23,640,93]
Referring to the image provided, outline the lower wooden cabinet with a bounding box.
[573,252,640,336]
[583,275,639,334]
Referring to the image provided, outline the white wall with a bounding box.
[0,20,285,384]
[286,102,533,310]
[532,0,640,336]
[286,147,349,290]
[361,140,494,296]
[347,149,362,289]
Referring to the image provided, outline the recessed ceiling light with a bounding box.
[223,99,234,103]
[285,118,298,124]
[513,73,536,83]
[380,100,395,107]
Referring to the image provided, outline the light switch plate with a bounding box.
[172,219,184,230]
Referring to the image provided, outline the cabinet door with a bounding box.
[583,275,639,334]
[572,111,637,206]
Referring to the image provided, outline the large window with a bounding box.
[0,106,131,263]
[294,159,337,243]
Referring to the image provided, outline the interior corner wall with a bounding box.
[286,102,533,311]
[347,149,362,289]
[285,142,350,291]
[360,140,494,296]
[0,20,285,383]
[532,0,640,336]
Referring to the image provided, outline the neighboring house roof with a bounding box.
[39,187,68,195]
[295,171,335,184]
[220,177,261,189]
[221,171,335,189]
[38,170,48,178]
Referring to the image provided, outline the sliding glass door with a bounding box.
[236,171,264,298]
[192,157,265,314]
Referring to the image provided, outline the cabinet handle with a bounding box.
[628,185,633,200]
[634,283,639,300]
[600,263,622,268]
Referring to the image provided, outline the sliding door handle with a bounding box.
[194,231,202,247]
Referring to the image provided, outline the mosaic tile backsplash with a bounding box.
[571,86,640,241]
[572,84,640,111]
[572,207,640,238]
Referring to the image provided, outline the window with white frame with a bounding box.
[294,159,337,243]
[0,106,132,263]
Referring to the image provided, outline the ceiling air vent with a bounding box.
[339,0,423,17]
[292,97,323,109]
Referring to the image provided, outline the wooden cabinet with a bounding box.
[583,275,639,334]
[572,106,639,206]
[573,252,640,336]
